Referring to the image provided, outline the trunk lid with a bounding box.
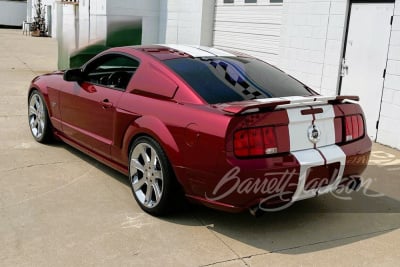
[219,95,361,155]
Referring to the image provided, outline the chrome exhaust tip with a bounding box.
[249,205,265,217]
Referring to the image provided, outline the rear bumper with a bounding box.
[186,136,372,213]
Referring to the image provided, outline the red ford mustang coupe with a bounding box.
[27,45,371,216]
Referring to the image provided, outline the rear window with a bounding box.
[164,57,314,104]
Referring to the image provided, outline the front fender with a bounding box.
[28,75,64,131]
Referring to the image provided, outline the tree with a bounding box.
[31,0,46,37]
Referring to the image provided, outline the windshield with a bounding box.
[164,57,315,104]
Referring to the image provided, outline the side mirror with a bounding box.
[63,68,84,82]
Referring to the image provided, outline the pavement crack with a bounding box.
[198,226,399,266]
[0,115,25,118]
[1,165,96,209]
[199,257,246,267]
[266,227,400,254]
[3,161,78,173]
[194,215,249,267]
[14,55,38,75]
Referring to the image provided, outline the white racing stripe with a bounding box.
[161,44,237,58]
[286,103,336,151]
[317,145,346,194]
[162,44,215,57]
[188,45,237,57]
[315,104,336,148]
[287,106,314,151]
[291,145,346,201]
[285,102,346,201]
[291,149,324,201]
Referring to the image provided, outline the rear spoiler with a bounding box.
[216,95,360,115]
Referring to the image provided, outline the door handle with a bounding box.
[101,99,113,109]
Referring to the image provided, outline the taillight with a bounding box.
[249,128,264,155]
[344,114,364,141]
[234,130,250,157]
[234,126,278,157]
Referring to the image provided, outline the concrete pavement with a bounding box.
[0,29,399,266]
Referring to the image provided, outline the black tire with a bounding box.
[128,136,182,216]
[28,90,52,143]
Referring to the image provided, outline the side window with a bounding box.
[84,54,140,91]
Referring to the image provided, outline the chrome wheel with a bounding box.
[130,142,164,209]
[29,93,45,139]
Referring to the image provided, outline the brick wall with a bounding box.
[378,1,400,149]
[278,0,347,95]
[279,0,400,149]
[160,0,215,46]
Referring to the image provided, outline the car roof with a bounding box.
[129,44,248,61]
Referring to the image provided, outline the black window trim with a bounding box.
[82,51,141,92]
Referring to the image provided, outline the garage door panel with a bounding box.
[215,14,282,24]
[214,21,281,37]
[213,3,283,66]
[214,44,278,65]
[213,37,280,64]
[213,41,280,57]
[214,33,280,50]
[215,5,282,22]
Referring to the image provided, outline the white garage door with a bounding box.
[340,3,394,140]
[213,0,283,65]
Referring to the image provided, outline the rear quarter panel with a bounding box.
[114,93,231,194]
